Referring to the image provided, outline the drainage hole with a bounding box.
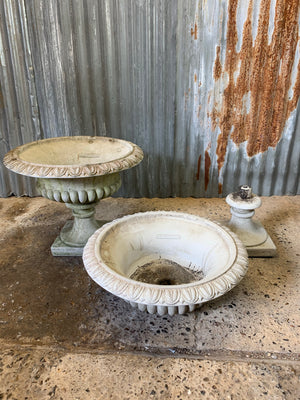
[157,279,174,286]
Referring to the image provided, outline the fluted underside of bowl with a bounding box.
[83,212,248,316]
[3,136,143,178]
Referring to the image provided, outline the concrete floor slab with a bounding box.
[0,196,299,358]
[0,196,299,398]
[0,347,299,400]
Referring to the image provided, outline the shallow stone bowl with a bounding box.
[3,135,143,178]
[83,211,248,316]
[3,136,143,255]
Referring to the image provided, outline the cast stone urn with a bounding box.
[83,211,248,316]
[4,136,143,256]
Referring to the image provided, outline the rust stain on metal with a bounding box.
[196,155,201,180]
[204,150,211,190]
[194,73,197,83]
[213,46,222,81]
[211,0,300,172]
[288,60,300,113]
[218,183,223,195]
[191,23,198,40]
[197,104,201,119]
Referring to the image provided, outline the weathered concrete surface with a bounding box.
[0,346,299,400]
[0,196,299,398]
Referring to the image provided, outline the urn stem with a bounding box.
[60,203,100,247]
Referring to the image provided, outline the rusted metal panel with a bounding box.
[0,0,40,196]
[211,0,300,166]
[177,0,300,196]
[0,0,299,198]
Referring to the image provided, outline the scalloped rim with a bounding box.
[3,136,144,178]
[83,211,248,307]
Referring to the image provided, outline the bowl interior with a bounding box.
[97,213,237,286]
[18,137,134,166]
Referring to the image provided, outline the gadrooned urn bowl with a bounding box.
[3,136,144,256]
[83,211,248,316]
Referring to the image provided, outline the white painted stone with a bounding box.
[3,136,144,256]
[83,211,248,316]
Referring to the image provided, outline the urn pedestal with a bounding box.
[224,185,277,257]
[37,173,121,255]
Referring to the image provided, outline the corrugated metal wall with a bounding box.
[0,0,299,198]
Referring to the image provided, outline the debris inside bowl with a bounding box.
[129,258,204,285]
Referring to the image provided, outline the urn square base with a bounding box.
[246,235,277,257]
[51,220,109,256]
